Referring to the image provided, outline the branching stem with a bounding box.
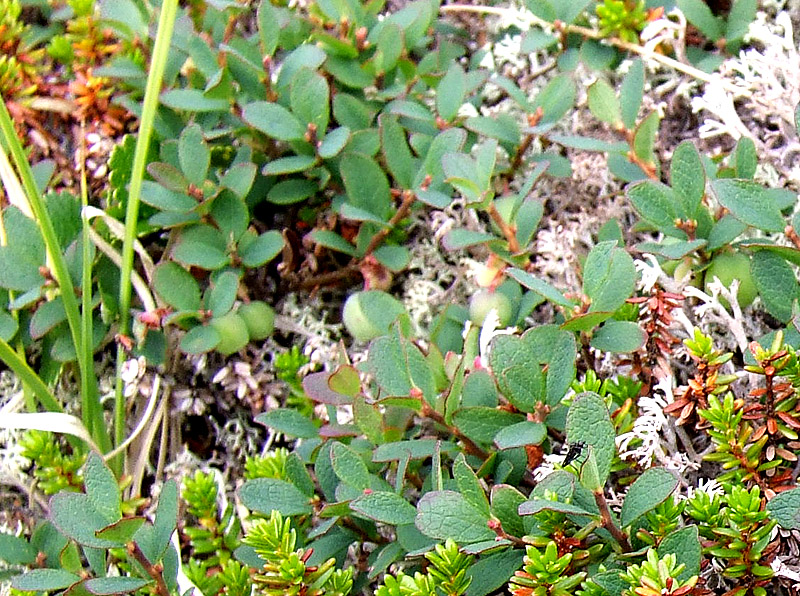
[128,542,170,596]
[593,491,631,552]
[486,202,521,253]
[420,402,490,460]
[439,4,744,94]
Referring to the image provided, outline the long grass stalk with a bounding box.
[79,126,104,449]
[0,339,63,413]
[0,98,110,452]
[114,0,180,460]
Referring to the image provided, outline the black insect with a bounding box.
[563,441,587,468]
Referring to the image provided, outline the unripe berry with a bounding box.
[238,301,275,340]
[210,312,250,355]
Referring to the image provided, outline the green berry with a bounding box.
[342,291,408,342]
[239,301,275,340]
[469,289,513,327]
[704,252,757,309]
[210,312,250,355]
[342,293,383,342]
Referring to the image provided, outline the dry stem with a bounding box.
[439,4,745,94]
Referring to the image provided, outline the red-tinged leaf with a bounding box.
[777,411,800,429]
[302,371,353,405]
[318,424,359,437]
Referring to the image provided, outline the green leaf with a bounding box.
[580,38,616,70]
[739,242,800,267]
[147,162,188,193]
[84,452,121,523]
[750,250,797,322]
[134,479,178,564]
[442,229,496,250]
[94,517,145,544]
[212,193,248,242]
[255,408,319,439]
[178,124,210,187]
[436,62,466,122]
[206,271,239,317]
[506,268,573,308]
[318,126,351,159]
[670,141,705,217]
[0,533,37,565]
[531,74,576,127]
[712,179,785,232]
[464,549,523,596]
[658,526,701,582]
[369,328,436,403]
[452,407,525,444]
[238,478,313,516]
[353,395,383,445]
[561,311,612,332]
[565,392,616,487]
[587,79,622,128]
[325,55,373,88]
[520,29,558,53]
[240,231,284,267]
[0,245,42,291]
[708,213,747,250]
[330,442,371,491]
[526,326,578,406]
[636,239,707,260]
[373,245,410,272]
[153,262,201,312]
[161,89,230,112]
[340,153,392,219]
[498,364,543,412]
[518,498,596,517]
[678,0,723,40]
[415,491,494,543]
[453,453,491,517]
[590,320,646,353]
[30,298,66,340]
[140,180,196,212]
[494,421,546,450]
[464,115,520,145]
[173,225,229,269]
[380,115,416,189]
[490,485,527,538]
[49,493,121,548]
[592,571,629,596]
[620,467,678,527]
[415,128,467,191]
[85,577,151,595]
[767,487,800,529]
[267,178,318,204]
[290,68,330,132]
[12,569,81,592]
[733,136,757,178]
[180,325,220,354]
[351,491,417,525]
[373,440,458,462]
[633,111,660,170]
[242,101,306,141]
[311,230,357,256]
[257,1,279,56]
[548,134,627,153]
[627,180,680,232]
[620,63,644,130]
[583,241,636,312]
[375,23,403,72]
[262,155,317,176]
